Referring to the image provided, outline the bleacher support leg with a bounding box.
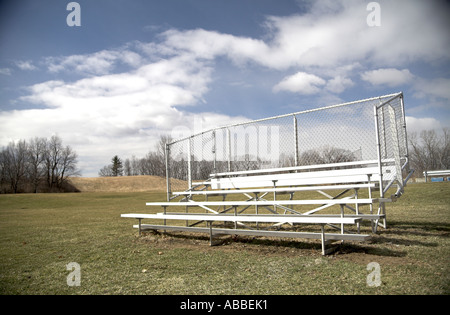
[320,224,340,255]
[320,225,326,255]
[209,221,213,246]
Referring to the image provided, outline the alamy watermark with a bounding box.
[367,2,381,27]
[170,116,281,164]
[66,2,81,27]
[66,262,81,286]
[366,262,381,287]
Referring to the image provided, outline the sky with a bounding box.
[1,0,449,177]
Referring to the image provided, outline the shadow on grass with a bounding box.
[368,219,449,249]
[370,234,438,247]
[335,242,407,257]
[137,216,450,258]
[140,229,409,258]
[383,220,450,236]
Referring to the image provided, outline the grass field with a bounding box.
[0,181,449,295]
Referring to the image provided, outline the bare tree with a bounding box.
[98,165,113,177]
[44,135,80,190]
[130,155,140,176]
[0,135,80,193]
[299,149,323,165]
[45,135,62,189]
[27,137,47,193]
[58,145,80,187]
[155,135,173,177]
[299,146,356,166]
[2,140,28,193]
[141,152,164,176]
[123,158,131,176]
[157,135,173,159]
[409,128,449,176]
[321,146,356,164]
[0,150,6,193]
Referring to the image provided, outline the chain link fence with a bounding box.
[375,93,409,190]
[165,92,408,199]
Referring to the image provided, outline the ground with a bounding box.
[0,177,448,295]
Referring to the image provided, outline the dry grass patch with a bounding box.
[68,175,185,192]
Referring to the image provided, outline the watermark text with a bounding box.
[66,262,81,286]
[367,2,381,27]
[66,2,81,27]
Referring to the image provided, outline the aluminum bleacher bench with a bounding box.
[121,160,395,255]
[121,212,371,255]
[172,160,396,231]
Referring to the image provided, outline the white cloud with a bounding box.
[15,60,37,71]
[361,68,414,87]
[273,72,354,95]
[406,116,442,134]
[45,47,144,76]
[325,75,354,93]
[161,28,271,68]
[0,68,12,75]
[413,77,450,101]
[1,53,246,176]
[273,72,326,94]
[158,0,449,71]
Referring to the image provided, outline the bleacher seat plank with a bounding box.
[173,183,376,196]
[134,224,371,242]
[145,198,390,208]
[211,159,390,177]
[210,167,389,189]
[121,213,362,224]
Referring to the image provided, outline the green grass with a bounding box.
[0,183,449,295]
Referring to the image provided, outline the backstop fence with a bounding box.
[165,92,409,200]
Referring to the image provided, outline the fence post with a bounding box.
[227,128,231,172]
[399,93,409,167]
[388,104,403,191]
[212,130,217,174]
[188,137,192,190]
[293,115,299,166]
[165,143,171,201]
[374,105,384,198]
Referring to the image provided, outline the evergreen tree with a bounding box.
[111,155,123,176]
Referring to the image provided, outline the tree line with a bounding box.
[99,135,358,180]
[99,136,170,177]
[2,128,444,193]
[0,135,80,193]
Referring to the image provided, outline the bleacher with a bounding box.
[122,92,413,255]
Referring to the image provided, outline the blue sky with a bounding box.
[1,0,449,176]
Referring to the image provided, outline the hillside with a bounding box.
[68,175,179,192]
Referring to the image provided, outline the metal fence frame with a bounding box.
[164,92,410,201]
